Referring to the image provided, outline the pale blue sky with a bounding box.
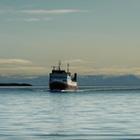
[0,0,140,75]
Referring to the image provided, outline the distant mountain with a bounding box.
[78,75,140,86]
[0,75,140,86]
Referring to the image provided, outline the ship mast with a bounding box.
[58,60,61,70]
[67,63,69,73]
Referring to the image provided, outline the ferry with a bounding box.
[49,61,78,91]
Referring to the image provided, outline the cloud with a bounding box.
[2,8,87,22]
[64,59,85,64]
[64,59,94,64]
[22,17,51,22]
[0,59,32,65]
[0,58,48,75]
[71,66,140,76]
[0,66,47,75]
[1,58,140,76]
[97,67,140,76]
[23,18,40,22]
[0,9,87,15]
[20,9,87,15]
[7,17,52,22]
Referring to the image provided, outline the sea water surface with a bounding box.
[0,86,140,140]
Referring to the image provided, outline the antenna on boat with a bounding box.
[52,66,56,70]
[67,63,70,73]
[58,60,61,70]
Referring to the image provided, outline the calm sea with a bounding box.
[0,86,140,140]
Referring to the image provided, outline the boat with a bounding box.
[49,61,78,91]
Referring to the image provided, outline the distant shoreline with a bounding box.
[0,83,32,86]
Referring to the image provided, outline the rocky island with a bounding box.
[0,83,32,86]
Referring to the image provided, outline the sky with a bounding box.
[0,0,140,76]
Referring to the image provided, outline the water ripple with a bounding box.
[0,86,140,139]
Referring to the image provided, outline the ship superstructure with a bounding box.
[49,61,77,91]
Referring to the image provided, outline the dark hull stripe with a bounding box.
[49,82,77,91]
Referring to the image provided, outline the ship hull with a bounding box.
[49,81,77,91]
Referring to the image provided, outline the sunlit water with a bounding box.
[0,86,140,140]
